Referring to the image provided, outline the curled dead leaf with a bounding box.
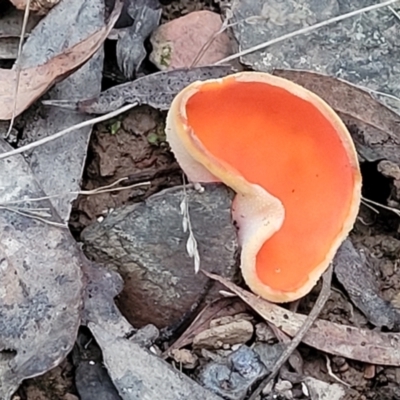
[0,0,123,120]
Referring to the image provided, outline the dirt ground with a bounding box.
[13,1,400,399]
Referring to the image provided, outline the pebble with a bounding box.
[170,348,198,369]
[150,10,232,70]
[255,322,275,342]
[193,319,254,349]
[198,345,266,400]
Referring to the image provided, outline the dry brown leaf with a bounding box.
[0,138,84,400]
[10,0,60,15]
[0,0,123,120]
[273,70,400,165]
[204,271,400,366]
[166,297,248,355]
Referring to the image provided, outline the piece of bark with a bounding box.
[43,65,234,114]
[10,0,60,15]
[334,239,400,329]
[88,323,224,400]
[81,183,238,329]
[81,256,217,400]
[116,0,162,78]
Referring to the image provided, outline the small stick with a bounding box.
[5,0,31,138]
[248,265,333,400]
[325,355,351,388]
[216,0,399,65]
[0,102,137,160]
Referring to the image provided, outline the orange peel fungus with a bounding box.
[166,72,362,302]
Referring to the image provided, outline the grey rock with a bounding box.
[73,331,122,400]
[198,345,266,400]
[334,239,400,329]
[89,324,224,400]
[116,0,162,78]
[231,0,400,114]
[253,342,285,373]
[81,183,238,329]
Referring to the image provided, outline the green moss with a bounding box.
[159,44,172,68]
[147,121,166,146]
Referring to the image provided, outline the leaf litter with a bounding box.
[43,65,234,114]
[0,0,123,120]
[205,271,400,366]
[0,140,83,400]
[17,0,109,222]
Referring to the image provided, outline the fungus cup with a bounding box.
[165,72,361,302]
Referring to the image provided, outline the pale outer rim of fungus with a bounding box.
[165,71,362,303]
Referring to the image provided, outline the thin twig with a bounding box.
[0,205,66,227]
[389,5,400,21]
[0,180,150,206]
[190,10,234,68]
[5,0,32,138]
[325,355,352,388]
[248,265,333,400]
[215,0,399,65]
[191,14,266,68]
[361,199,380,214]
[362,196,400,217]
[0,103,138,160]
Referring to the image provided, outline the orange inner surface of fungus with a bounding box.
[185,78,356,293]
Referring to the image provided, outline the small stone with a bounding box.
[283,390,293,399]
[381,262,395,278]
[252,342,284,373]
[198,345,266,400]
[150,10,232,70]
[149,345,162,356]
[303,377,347,400]
[122,106,159,136]
[255,322,275,342]
[275,380,293,393]
[262,380,274,395]
[231,343,242,351]
[338,363,349,373]
[201,348,223,362]
[210,313,254,328]
[215,349,233,358]
[193,320,254,349]
[82,184,238,329]
[170,349,198,369]
[332,356,346,368]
